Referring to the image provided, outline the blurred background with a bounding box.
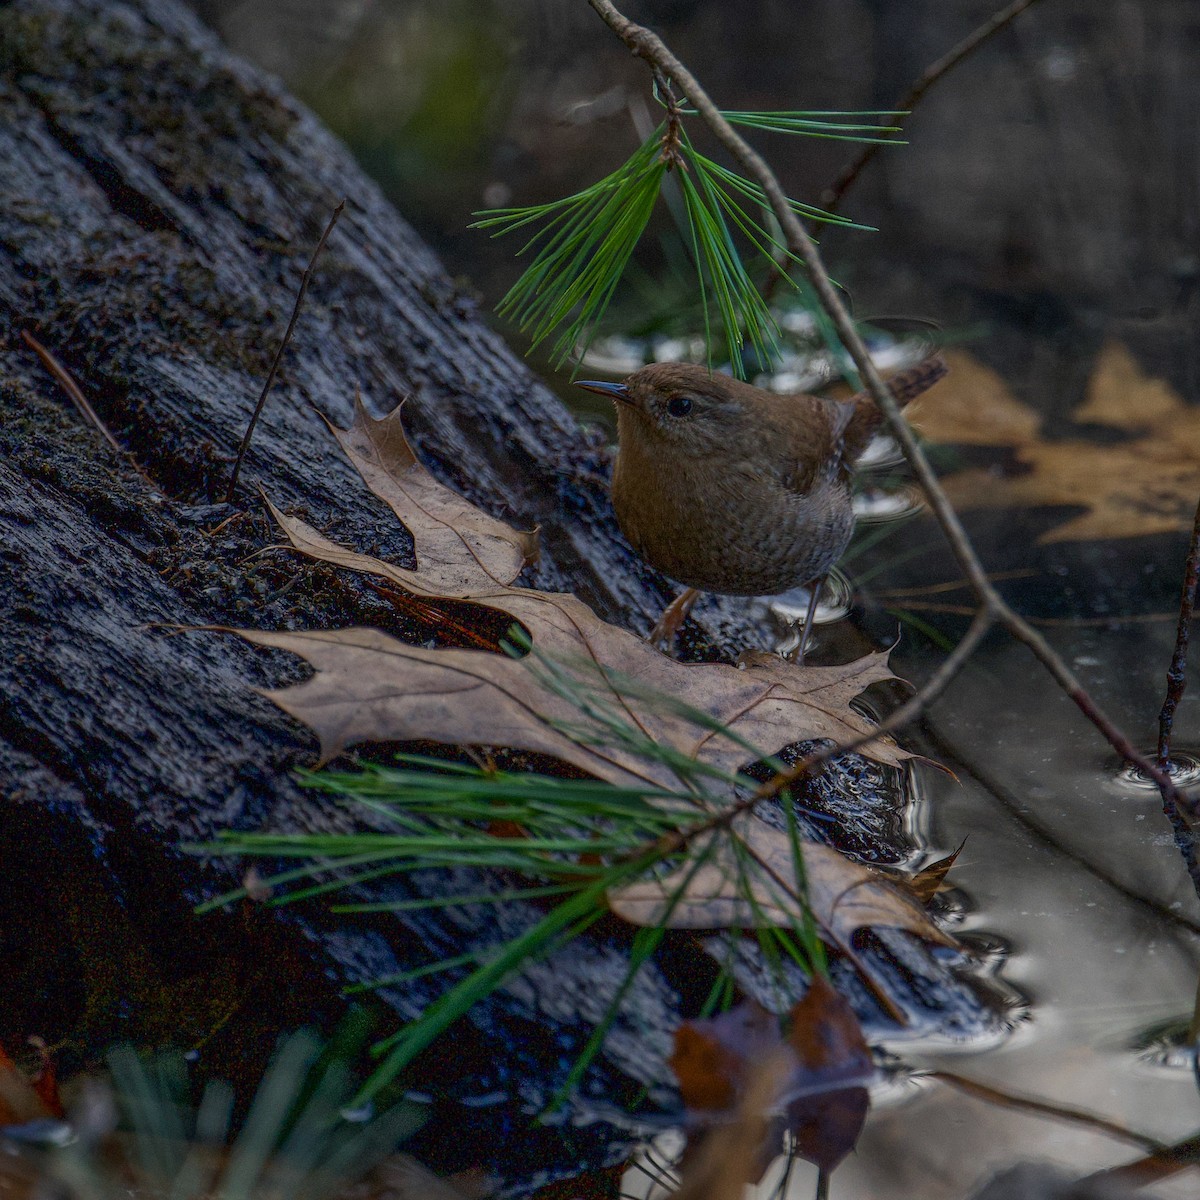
[189,0,1200,423]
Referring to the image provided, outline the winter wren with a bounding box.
[578,356,947,657]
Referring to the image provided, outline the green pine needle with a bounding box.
[472,98,896,375]
[708,107,908,144]
[195,643,834,1106]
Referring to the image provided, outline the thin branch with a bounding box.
[876,568,1039,599]
[877,599,1186,628]
[821,0,1046,213]
[1158,493,1200,769]
[586,0,1200,903]
[225,199,346,504]
[21,329,122,452]
[927,1070,1164,1153]
[1009,615,1200,892]
[21,329,162,492]
[1089,1129,1200,1190]
[757,607,995,804]
[920,719,1200,937]
[1031,611,1182,628]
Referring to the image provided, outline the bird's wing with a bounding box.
[778,396,853,496]
[842,354,949,461]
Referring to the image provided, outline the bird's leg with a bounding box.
[786,576,825,666]
[649,586,700,650]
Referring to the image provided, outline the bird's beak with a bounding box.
[576,379,633,406]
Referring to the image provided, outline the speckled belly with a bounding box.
[614,473,856,596]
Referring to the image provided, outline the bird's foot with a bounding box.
[648,587,700,652]
[783,576,826,666]
[784,634,810,666]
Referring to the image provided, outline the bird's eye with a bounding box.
[666,394,693,418]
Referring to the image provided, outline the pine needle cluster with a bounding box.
[198,644,830,1106]
[471,93,902,376]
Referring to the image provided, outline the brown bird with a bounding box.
[578,356,947,660]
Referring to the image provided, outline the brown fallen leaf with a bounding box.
[788,1086,870,1177]
[907,841,965,905]
[670,999,782,1114]
[289,401,904,774]
[786,974,873,1087]
[669,1001,793,1187]
[909,342,1200,543]
[608,817,955,973]
[527,1162,626,1199]
[235,398,950,966]
[244,582,907,786]
[669,979,874,1190]
[786,975,872,1173]
[0,1045,52,1126]
[671,1049,795,1200]
[328,395,538,594]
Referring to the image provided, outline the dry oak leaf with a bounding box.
[669,1000,795,1187]
[670,981,873,1186]
[907,841,965,906]
[243,597,905,789]
[325,395,539,595]
[249,396,911,779]
[670,1051,796,1200]
[244,602,952,967]
[608,817,955,961]
[786,976,872,1172]
[235,399,949,960]
[909,342,1200,543]
[669,983,873,1113]
[0,1045,52,1127]
[670,1000,780,1113]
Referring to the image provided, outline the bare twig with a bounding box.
[878,599,1186,628]
[821,0,1046,214]
[876,569,1039,599]
[1089,1129,1200,1189]
[654,71,686,170]
[638,608,994,870]
[928,1070,1163,1153]
[21,329,122,452]
[225,199,346,504]
[1158,494,1200,769]
[586,0,1200,901]
[21,329,163,492]
[758,607,995,804]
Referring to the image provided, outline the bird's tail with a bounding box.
[842,353,948,461]
[882,354,949,407]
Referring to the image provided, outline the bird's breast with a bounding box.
[611,452,855,596]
